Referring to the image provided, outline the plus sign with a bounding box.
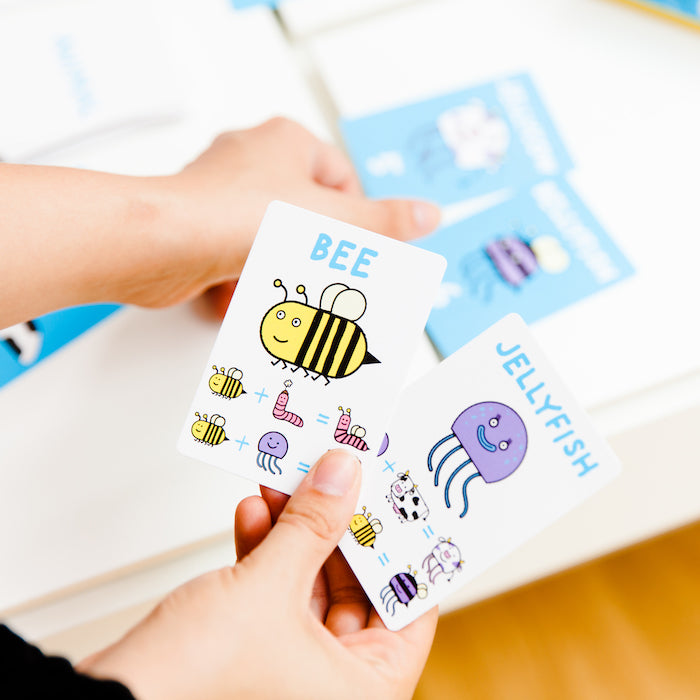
[253,387,269,404]
[383,460,396,473]
[234,435,250,451]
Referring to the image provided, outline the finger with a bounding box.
[311,141,363,194]
[323,548,371,635]
[310,568,330,622]
[253,449,361,596]
[260,486,289,523]
[312,187,442,242]
[234,495,272,561]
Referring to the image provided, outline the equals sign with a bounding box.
[316,413,330,425]
[297,462,310,473]
[378,552,389,566]
[422,525,434,539]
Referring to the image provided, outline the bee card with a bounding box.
[338,314,621,630]
[177,201,446,494]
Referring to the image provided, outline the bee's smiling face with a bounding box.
[209,375,224,391]
[260,301,314,360]
[191,421,207,438]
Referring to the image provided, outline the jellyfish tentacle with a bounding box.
[271,456,281,474]
[443,458,473,509]
[459,472,482,518]
[434,444,462,487]
[380,586,392,602]
[256,452,264,469]
[427,434,453,472]
[389,596,398,616]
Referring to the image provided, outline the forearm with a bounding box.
[0,164,181,327]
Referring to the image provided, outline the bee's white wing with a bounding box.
[330,289,367,321]
[319,283,349,311]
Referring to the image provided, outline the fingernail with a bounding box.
[312,449,359,496]
[413,201,441,234]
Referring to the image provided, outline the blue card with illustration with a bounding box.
[418,179,634,357]
[341,74,573,206]
[0,305,119,388]
[644,0,700,17]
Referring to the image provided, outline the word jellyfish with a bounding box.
[427,401,527,518]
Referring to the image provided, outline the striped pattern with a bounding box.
[202,423,226,445]
[391,572,419,605]
[351,520,377,547]
[294,310,366,378]
[211,375,244,399]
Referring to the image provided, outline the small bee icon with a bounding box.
[348,506,383,548]
[209,365,246,400]
[191,412,229,446]
[259,279,379,385]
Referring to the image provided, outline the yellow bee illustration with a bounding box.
[191,412,228,446]
[348,506,383,548]
[209,366,246,399]
[260,279,379,385]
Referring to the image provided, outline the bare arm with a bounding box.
[1,118,440,328]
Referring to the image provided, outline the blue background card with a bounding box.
[341,74,573,206]
[0,305,119,389]
[418,179,634,357]
[644,0,700,17]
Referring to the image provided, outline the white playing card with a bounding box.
[177,201,446,494]
[339,314,621,631]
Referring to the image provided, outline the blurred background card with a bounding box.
[0,0,182,162]
[419,179,634,358]
[0,305,119,389]
[341,74,573,206]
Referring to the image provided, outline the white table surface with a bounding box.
[2,0,700,641]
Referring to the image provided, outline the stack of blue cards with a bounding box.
[341,73,634,357]
[0,305,119,389]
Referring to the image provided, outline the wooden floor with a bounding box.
[415,519,700,700]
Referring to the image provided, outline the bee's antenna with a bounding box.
[274,278,287,302]
[296,284,308,304]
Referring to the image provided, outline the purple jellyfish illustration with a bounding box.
[427,401,527,518]
[380,568,427,616]
[422,537,463,584]
[257,431,288,474]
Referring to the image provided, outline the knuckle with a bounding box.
[277,504,336,544]
[330,583,368,607]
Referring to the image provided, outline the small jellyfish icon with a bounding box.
[422,537,463,584]
[427,401,527,518]
[380,568,428,616]
[257,431,288,474]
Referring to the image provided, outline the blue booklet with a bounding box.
[341,74,573,206]
[644,0,699,17]
[417,179,635,357]
[0,304,119,388]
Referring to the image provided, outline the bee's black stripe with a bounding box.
[356,523,375,546]
[336,325,362,377]
[295,309,323,367]
[309,313,333,371]
[322,317,347,376]
[222,376,233,396]
[205,423,215,443]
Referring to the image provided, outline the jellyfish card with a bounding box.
[417,178,635,357]
[341,73,573,206]
[338,314,621,631]
[177,201,446,495]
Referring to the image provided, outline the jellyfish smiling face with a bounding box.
[256,431,288,475]
[452,402,527,483]
[258,431,288,458]
[427,401,528,518]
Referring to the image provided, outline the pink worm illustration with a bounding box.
[335,407,369,451]
[273,389,303,427]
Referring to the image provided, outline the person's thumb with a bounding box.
[254,449,361,595]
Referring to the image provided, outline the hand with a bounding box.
[79,450,438,700]
[138,117,442,314]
